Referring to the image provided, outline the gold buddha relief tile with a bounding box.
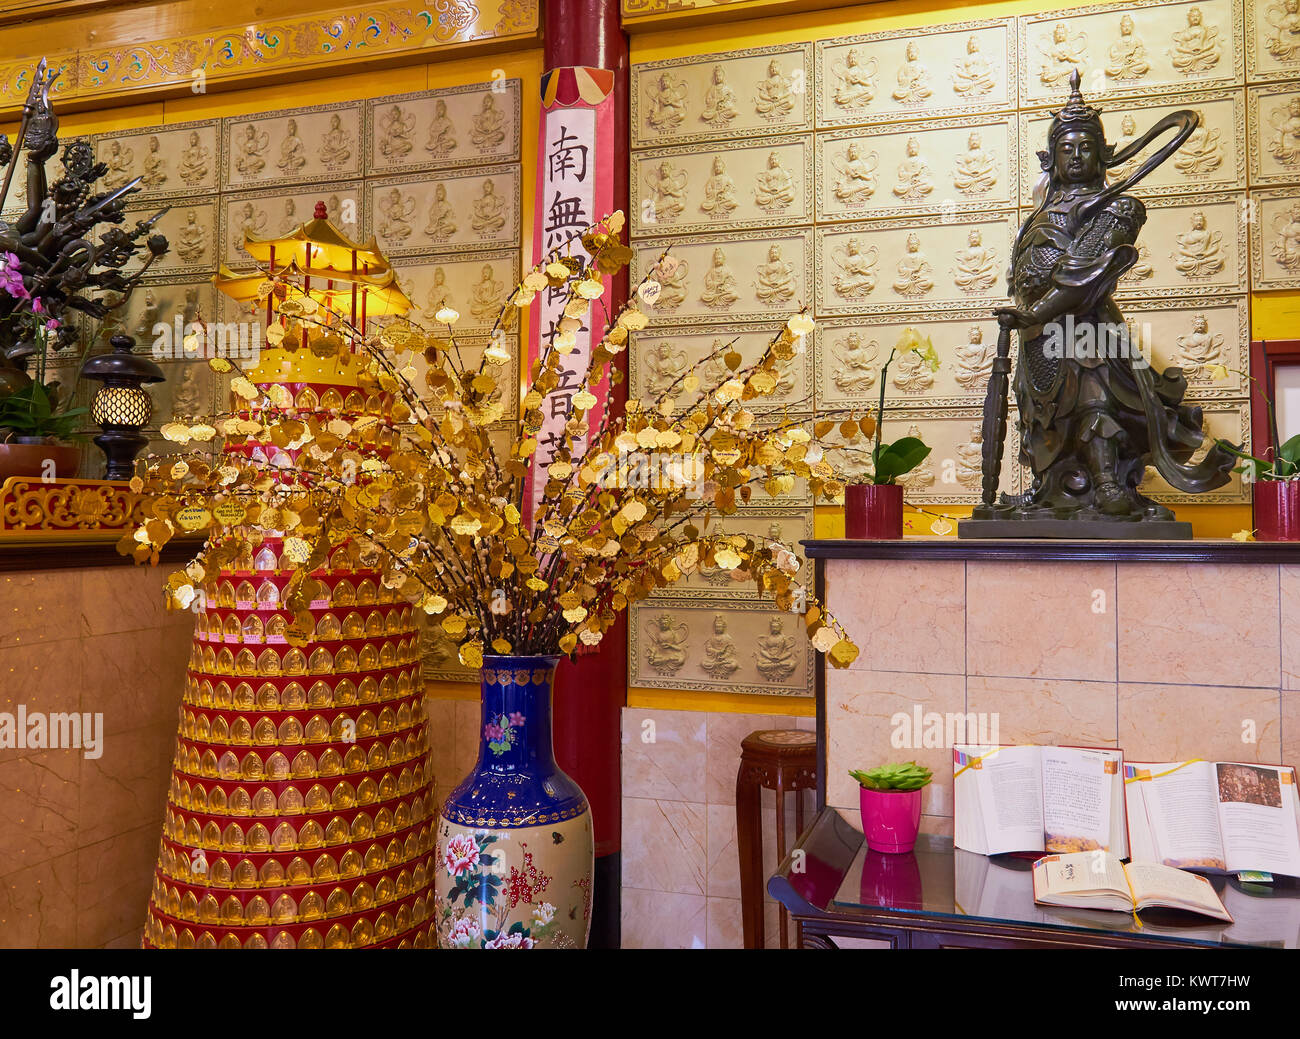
[814,212,1016,317]
[121,274,221,358]
[222,101,363,191]
[814,17,1016,128]
[365,166,520,258]
[1136,400,1250,503]
[815,310,1009,411]
[630,229,812,326]
[391,251,521,335]
[219,183,365,269]
[740,416,815,507]
[148,359,223,430]
[646,507,813,601]
[1019,88,1245,204]
[631,43,813,149]
[364,81,522,175]
[1246,0,1300,83]
[92,119,222,201]
[630,322,813,415]
[630,135,812,237]
[629,598,813,697]
[834,406,1021,505]
[1248,84,1300,186]
[815,114,1019,222]
[1107,191,1247,298]
[1119,295,1249,399]
[107,196,219,277]
[1018,0,1244,109]
[1247,186,1300,290]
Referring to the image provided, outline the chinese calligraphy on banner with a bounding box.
[524,66,617,526]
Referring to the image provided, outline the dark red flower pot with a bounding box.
[845,483,904,539]
[1254,480,1300,541]
[0,442,81,481]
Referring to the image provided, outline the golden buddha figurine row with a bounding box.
[187,639,420,678]
[145,912,436,949]
[162,792,431,853]
[167,766,425,817]
[172,731,427,782]
[197,606,415,643]
[184,671,420,711]
[175,698,423,747]
[154,826,433,888]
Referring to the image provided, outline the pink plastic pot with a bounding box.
[845,483,903,539]
[1254,480,1300,541]
[859,786,922,854]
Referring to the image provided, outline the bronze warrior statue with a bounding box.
[962,70,1237,539]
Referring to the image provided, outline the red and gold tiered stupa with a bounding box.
[142,204,438,949]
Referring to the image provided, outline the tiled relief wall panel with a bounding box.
[7,81,523,500]
[626,0,1293,697]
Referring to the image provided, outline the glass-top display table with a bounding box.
[769,808,1300,949]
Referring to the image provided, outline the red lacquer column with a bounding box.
[542,0,629,949]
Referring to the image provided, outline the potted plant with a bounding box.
[1209,356,1300,541]
[849,761,932,854]
[844,330,936,539]
[0,377,86,479]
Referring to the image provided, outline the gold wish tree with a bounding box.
[127,209,869,688]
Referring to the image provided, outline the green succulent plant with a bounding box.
[849,761,933,792]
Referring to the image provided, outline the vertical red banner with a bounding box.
[523,67,617,528]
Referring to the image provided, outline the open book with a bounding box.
[1033,851,1232,922]
[954,744,1128,858]
[1125,760,1300,878]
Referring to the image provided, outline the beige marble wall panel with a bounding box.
[814,212,1016,316]
[629,599,813,696]
[1116,561,1281,686]
[1283,565,1300,690]
[631,229,812,326]
[816,310,1007,410]
[1018,0,1244,109]
[1136,399,1249,503]
[621,707,708,802]
[823,558,966,675]
[632,43,814,149]
[222,101,363,190]
[966,676,1120,747]
[630,322,813,414]
[967,560,1118,681]
[1248,186,1300,289]
[1019,87,1244,203]
[110,197,217,277]
[1122,295,1249,399]
[645,507,813,601]
[365,81,522,175]
[825,668,965,817]
[816,114,1019,222]
[1246,0,1300,83]
[631,135,813,237]
[815,17,1016,127]
[1111,191,1247,298]
[389,251,521,335]
[1248,84,1300,185]
[94,119,222,201]
[365,166,520,257]
[1119,682,1282,762]
[219,182,364,269]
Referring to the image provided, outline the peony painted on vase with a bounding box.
[434,656,594,948]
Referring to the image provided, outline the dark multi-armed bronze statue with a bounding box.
[960,69,1238,540]
[0,58,168,398]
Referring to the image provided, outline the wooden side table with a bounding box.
[735,729,818,949]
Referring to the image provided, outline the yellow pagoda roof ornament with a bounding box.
[212,263,412,317]
[240,200,392,276]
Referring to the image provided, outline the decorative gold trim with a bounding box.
[0,0,540,116]
[0,476,141,537]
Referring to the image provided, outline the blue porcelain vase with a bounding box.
[434,655,593,948]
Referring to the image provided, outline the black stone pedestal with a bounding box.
[959,518,1193,539]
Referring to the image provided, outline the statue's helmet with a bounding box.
[1039,69,1110,172]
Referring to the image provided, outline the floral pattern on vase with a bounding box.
[435,655,594,948]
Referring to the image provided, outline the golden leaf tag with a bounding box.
[1230,528,1256,542]
[285,619,312,647]
[724,349,742,371]
[637,280,661,305]
[579,629,603,646]
[442,614,467,638]
[422,593,448,614]
[175,506,210,531]
[859,413,877,437]
[810,626,838,653]
[930,516,954,536]
[128,476,144,494]
[283,537,311,563]
[208,357,234,373]
[828,639,859,668]
[459,642,484,669]
[787,313,815,337]
[559,633,578,654]
[435,306,460,324]
[682,374,700,393]
[657,254,680,277]
[214,501,246,525]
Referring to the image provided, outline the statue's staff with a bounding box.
[0,57,57,219]
[978,69,1197,508]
